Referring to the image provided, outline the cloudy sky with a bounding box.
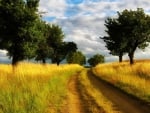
[1,0,150,63]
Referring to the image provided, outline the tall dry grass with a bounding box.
[78,69,121,113]
[0,62,83,113]
[93,61,150,102]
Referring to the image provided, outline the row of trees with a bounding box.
[66,52,105,66]
[101,8,150,64]
[0,0,105,66]
[0,0,78,66]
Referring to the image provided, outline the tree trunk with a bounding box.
[42,59,46,64]
[12,55,19,66]
[128,44,138,65]
[128,52,134,65]
[56,61,60,66]
[119,53,123,62]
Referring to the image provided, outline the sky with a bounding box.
[1,0,150,63]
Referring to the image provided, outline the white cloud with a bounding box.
[39,0,67,17]
[1,0,150,63]
[38,0,150,62]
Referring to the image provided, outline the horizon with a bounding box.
[1,0,150,63]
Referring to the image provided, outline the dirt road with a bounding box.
[65,70,150,113]
[67,74,85,113]
[88,70,150,113]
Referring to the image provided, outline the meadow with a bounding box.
[93,61,150,103]
[0,62,83,113]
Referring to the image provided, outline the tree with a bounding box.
[0,0,40,65]
[88,54,105,67]
[66,51,86,65]
[50,42,77,65]
[35,21,53,64]
[102,8,150,64]
[101,18,127,62]
[117,8,150,64]
[46,24,64,65]
[47,24,77,65]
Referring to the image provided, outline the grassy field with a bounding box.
[1,61,150,113]
[0,62,83,113]
[93,61,150,103]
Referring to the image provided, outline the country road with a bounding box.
[65,69,150,113]
[66,74,85,113]
[87,70,150,113]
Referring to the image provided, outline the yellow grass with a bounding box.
[93,61,150,102]
[0,62,83,113]
[78,69,121,113]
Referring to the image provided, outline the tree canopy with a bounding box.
[88,54,105,67]
[102,8,150,64]
[66,51,86,65]
[0,0,40,65]
[101,18,127,62]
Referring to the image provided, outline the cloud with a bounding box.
[38,0,150,62]
[1,0,150,63]
[0,50,10,63]
[39,0,67,18]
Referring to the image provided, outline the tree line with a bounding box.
[1,1,149,66]
[0,0,104,66]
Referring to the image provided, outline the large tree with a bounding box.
[66,51,86,65]
[118,8,150,64]
[101,18,127,62]
[0,0,40,65]
[102,8,150,64]
[88,54,105,67]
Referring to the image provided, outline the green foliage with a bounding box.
[44,24,78,65]
[102,8,150,64]
[47,24,64,49]
[35,21,53,63]
[67,51,86,65]
[50,42,77,65]
[118,8,150,64]
[88,54,105,67]
[102,17,127,62]
[0,0,40,65]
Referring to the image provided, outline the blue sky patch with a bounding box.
[65,6,80,17]
[43,16,56,22]
[66,0,83,4]
[90,0,120,2]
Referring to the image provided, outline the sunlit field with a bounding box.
[78,69,121,113]
[93,61,150,102]
[0,62,83,113]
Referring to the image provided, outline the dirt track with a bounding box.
[67,74,84,113]
[65,70,150,113]
[88,70,150,113]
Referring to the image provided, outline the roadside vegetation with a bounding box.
[78,69,121,113]
[93,60,150,103]
[0,63,83,113]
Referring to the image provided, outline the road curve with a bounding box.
[88,70,150,113]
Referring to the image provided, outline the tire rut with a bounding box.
[88,70,150,113]
[66,74,85,113]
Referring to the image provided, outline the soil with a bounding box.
[66,74,85,113]
[65,70,150,113]
[87,70,150,113]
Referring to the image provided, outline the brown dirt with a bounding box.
[66,74,85,113]
[88,70,150,113]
